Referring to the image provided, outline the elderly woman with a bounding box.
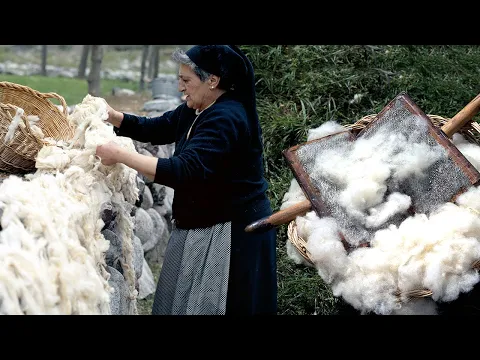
[96,45,277,315]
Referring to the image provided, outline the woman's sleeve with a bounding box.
[114,106,181,145]
[153,109,247,189]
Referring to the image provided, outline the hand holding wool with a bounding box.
[103,102,124,128]
[96,141,123,166]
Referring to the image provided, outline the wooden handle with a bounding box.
[244,199,312,233]
[441,93,480,138]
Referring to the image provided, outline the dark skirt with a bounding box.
[225,215,277,315]
[152,202,277,315]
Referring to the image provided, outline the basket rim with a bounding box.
[0,81,69,118]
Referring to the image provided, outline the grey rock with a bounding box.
[144,214,170,266]
[100,203,116,229]
[138,259,156,300]
[133,207,155,245]
[140,185,154,210]
[132,235,144,280]
[149,183,166,206]
[102,229,123,274]
[164,186,174,211]
[136,176,145,196]
[130,206,137,217]
[112,87,136,96]
[142,208,165,252]
[107,266,128,315]
[138,148,153,157]
[143,98,180,112]
[152,205,167,217]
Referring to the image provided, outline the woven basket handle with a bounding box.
[0,82,69,117]
[37,92,69,117]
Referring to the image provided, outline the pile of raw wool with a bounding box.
[0,94,139,315]
[282,121,480,315]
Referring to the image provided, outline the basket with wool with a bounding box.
[287,113,480,301]
[0,81,76,173]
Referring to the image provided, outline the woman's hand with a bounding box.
[103,101,124,128]
[96,141,124,166]
[96,141,158,181]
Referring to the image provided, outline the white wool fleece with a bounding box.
[282,122,480,315]
[0,94,139,315]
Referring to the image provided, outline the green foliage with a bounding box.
[240,45,480,315]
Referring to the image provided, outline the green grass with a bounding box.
[1,74,139,106]
[136,262,162,315]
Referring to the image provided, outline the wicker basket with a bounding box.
[0,82,76,173]
[287,113,480,299]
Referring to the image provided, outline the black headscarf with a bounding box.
[185,45,261,139]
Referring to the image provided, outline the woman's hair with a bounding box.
[172,49,212,83]
[172,48,232,91]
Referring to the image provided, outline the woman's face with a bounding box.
[177,64,211,111]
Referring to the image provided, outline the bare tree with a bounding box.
[146,45,153,81]
[153,46,161,79]
[148,45,160,80]
[41,45,48,76]
[139,45,150,91]
[78,45,90,79]
[87,45,105,97]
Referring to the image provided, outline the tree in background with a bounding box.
[87,45,104,97]
[147,45,160,80]
[41,45,47,76]
[139,45,150,91]
[78,45,90,79]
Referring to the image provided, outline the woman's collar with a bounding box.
[195,100,216,115]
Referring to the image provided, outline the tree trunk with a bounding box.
[148,45,160,80]
[153,46,160,79]
[78,45,90,79]
[146,45,153,81]
[87,45,104,97]
[41,45,47,76]
[139,45,149,91]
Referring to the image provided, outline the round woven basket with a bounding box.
[0,81,76,173]
[287,113,480,299]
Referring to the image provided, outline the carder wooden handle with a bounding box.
[244,199,312,233]
[441,93,480,138]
